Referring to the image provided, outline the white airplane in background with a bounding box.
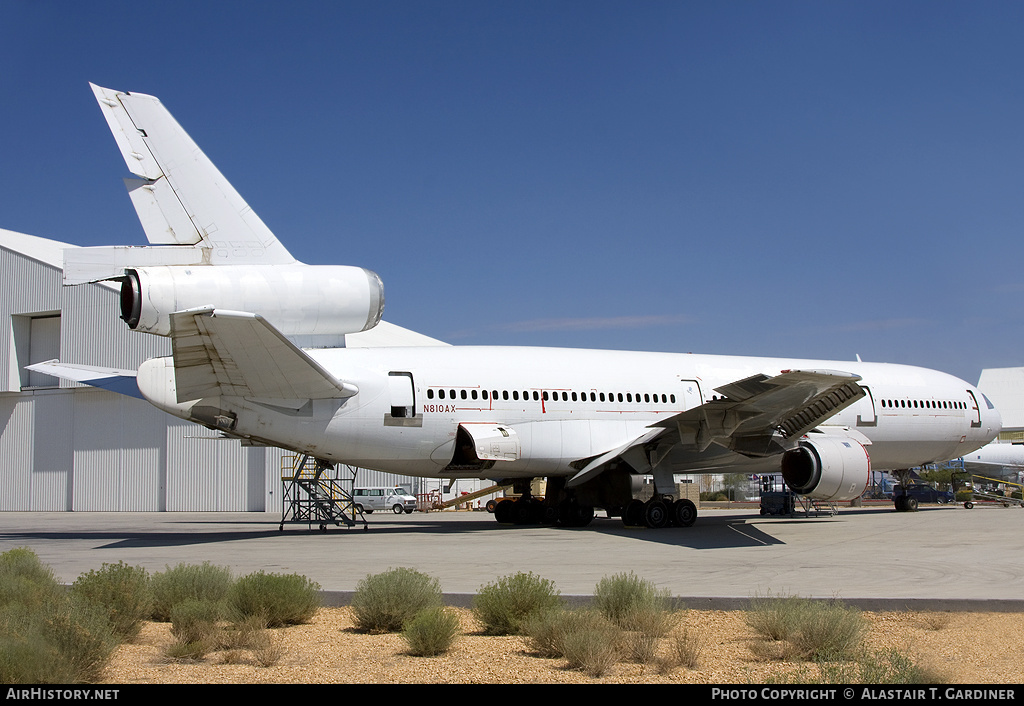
[29,85,1002,528]
[960,442,1024,483]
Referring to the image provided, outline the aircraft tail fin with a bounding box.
[76,84,295,272]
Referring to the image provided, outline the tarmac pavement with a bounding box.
[1,503,1021,611]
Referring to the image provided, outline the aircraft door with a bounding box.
[966,390,982,428]
[855,386,877,427]
[387,371,416,419]
[678,379,703,409]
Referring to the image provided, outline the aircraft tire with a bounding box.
[494,499,514,524]
[558,499,595,528]
[644,500,669,529]
[673,499,697,527]
[623,499,646,527]
[512,499,540,525]
[894,496,906,512]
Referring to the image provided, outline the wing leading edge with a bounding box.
[567,368,865,488]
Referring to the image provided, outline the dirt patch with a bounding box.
[101,608,1023,684]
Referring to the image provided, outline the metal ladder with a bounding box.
[796,495,838,517]
[279,454,368,531]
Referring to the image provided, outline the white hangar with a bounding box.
[0,227,432,513]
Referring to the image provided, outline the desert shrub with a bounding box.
[522,608,575,658]
[852,648,946,684]
[402,606,461,656]
[150,562,233,622]
[658,625,705,673]
[788,600,868,661]
[747,594,867,662]
[558,610,622,677]
[350,567,442,633]
[593,572,674,629]
[251,630,285,667]
[72,561,152,640]
[0,594,117,683]
[745,592,814,642]
[0,549,119,683]
[169,599,222,648]
[228,571,321,627]
[473,571,563,635]
[0,548,63,611]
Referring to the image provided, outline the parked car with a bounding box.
[891,483,954,504]
[352,487,417,514]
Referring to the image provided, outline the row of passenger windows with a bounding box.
[425,388,678,404]
[880,399,966,410]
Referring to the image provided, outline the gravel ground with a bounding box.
[101,607,1023,684]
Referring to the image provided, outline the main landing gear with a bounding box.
[622,496,697,529]
[493,495,596,527]
[891,469,918,513]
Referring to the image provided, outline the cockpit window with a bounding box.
[983,394,996,410]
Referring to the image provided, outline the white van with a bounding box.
[353,487,417,514]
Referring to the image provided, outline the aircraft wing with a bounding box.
[567,368,865,487]
[170,308,358,404]
[89,84,294,264]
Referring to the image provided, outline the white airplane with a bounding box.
[30,85,1003,528]
[960,441,1024,482]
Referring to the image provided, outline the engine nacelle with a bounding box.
[780,435,871,502]
[119,264,385,337]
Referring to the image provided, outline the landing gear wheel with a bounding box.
[894,496,907,512]
[673,499,697,527]
[623,499,646,527]
[494,499,514,524]
[512,499,540,525]
[644,500,669,529]
[558,499,595,527]
[392,504,404,514]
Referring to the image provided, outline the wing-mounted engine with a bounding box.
[119,264,384,337]
[780,435,871,502]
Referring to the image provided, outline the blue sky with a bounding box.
[2,1,1023,384]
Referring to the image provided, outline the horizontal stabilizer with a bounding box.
[170,308,358,403]
[24,360,143,399]
[62,244,205,285]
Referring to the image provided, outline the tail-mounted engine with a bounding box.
[780,435,870,502]
[119,264,385,337]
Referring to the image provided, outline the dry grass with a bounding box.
[100,607,1024,684]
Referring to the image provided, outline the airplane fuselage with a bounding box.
[139,345,1001,480]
